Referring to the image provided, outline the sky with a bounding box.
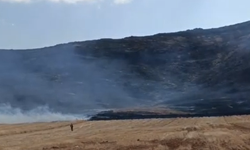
[0,0,250,49]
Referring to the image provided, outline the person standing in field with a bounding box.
[70,123,73,131]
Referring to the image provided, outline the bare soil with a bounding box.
[1,115,250,150]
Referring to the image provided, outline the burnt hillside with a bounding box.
[1,21,250,118]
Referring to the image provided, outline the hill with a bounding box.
[1,21,250,121]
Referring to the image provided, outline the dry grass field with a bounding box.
[1,115,250,150]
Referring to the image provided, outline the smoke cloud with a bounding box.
[0,43,143,123]
[1,25,250,123]
[0,104,85,124]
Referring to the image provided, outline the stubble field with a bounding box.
[1,115,250,150]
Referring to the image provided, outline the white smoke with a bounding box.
[0,104,88,124]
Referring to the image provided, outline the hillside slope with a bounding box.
[1,21,250,120]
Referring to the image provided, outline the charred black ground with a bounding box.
[89,98,250,121]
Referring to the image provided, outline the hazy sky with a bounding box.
[0,0,250,49]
